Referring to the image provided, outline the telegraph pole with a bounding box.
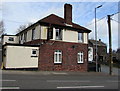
[107,15,113,75]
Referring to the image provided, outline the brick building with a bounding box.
[2,4,91,71]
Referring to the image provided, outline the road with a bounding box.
[0,70,119,90]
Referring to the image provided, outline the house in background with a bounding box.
[2,4,91,71]
[88,39,107,63]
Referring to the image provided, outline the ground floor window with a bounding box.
[54,50,62,63]
[77,52,84,63]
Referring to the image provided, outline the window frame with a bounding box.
[31,49,38,57]
[55,28,62,40]
[32,28,35,40]
[78,33,83,42]
[77,52,84,63]
[54,50,62,64]
[8,37,14,41]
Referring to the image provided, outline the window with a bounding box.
[32,28,35,40]
[54,50,62,63]
[55,28,62,40]
[47,27,53,40]
[77,52,84,63]
[78,33,83,42]
[24,32,27,42]
[21,34,23,40]
[31,49,38,57]
[8,37,14,41]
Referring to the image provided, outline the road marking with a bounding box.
[47,80,90,82]
[0,87,20,89]
[57,86,104,89]
[107,80,120,82]
[0,80,16,82]
[52,72,67,75]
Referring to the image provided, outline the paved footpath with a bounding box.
[101,65,120,76]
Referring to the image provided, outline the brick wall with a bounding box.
[26,39,88,72]
[40,40,88,71]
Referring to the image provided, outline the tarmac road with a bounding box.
[0,70,119,90]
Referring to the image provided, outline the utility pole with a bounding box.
[107,15,113,75]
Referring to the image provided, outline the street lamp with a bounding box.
[95,5,102,72]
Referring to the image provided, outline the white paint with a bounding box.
[0,80,16,82]
[88,47,93,62]
[47,80,90,82]
[0,87,20,89]
[2,35,19,45]
[63,29,78,43]
[107,80,119,83]
[3,45,39,68]
[83,33,88,44]
[41,26,47,39]
[52,72,67,75]
[57,86,104,89]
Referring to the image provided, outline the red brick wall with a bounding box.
[40,40,88,71]
[25,39,88,72]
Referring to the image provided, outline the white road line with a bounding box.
[0,87,20,89]
[47,80,90,82]
[0,80,16,82]
[107,80,119,82]
[57,86,105,89]
[52,72,67,75]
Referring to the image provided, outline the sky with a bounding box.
[0,0,119,51]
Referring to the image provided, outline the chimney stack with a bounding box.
[64,4,72,25]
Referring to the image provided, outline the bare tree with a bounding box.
[16,22,33,33]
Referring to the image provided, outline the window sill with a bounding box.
[77,62,84,64]
[31,56,38,57]
[54,63,62,64]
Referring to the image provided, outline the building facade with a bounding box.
[2,4,91,71]
[88,39,107,63]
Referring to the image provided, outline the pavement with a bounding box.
[101,64,120,76]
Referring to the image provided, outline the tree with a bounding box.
[16,22,33,33]
[0,21,5,40]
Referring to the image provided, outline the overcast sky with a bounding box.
[0,0,119,51]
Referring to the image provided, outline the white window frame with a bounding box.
[77,52,84,63]
[78,33,83,42]
[31,49,38,57]
[55,28,62,40]
[54,50,62,63]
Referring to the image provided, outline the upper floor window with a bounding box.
[8,37,14,41]
[78,33,83,42]
[55,28,62,40]
[77,52,84,63]
[54,50,62,63]
[24,32,27,42]
[47,27,53,40]
[21,34,23,40]
[32,28,35,40]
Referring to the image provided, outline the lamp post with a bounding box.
[95,5,102,72]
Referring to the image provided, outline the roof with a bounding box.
[89,39,107,47]
[17,14,91,35]
[40,14,91,32]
